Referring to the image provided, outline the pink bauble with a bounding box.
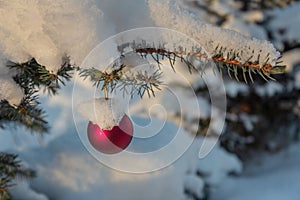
[87,114,133,154]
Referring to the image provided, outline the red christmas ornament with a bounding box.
[87,114,133,154]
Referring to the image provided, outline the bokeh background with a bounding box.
[0,0,299,199]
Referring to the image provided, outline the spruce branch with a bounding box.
[132,44,285,83]
[80,63,163,98]
[80,40,286,98]
[80,63,125,90]
[0,57,77,199]
[0,93,49,134]
[131,40,285,82]
[120,67,162,98]
[0,153,35,200]
[0,56,76,134]
[8,57,75,95]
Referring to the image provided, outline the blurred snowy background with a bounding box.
[0,0,300,199]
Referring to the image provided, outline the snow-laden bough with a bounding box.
[146,0,285,82]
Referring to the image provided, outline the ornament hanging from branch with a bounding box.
[77,97,133,154]
[87,114,133,154]
[76,23,287,154]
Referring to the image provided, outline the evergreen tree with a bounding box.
[2,0,300,199]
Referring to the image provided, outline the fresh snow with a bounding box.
[148,0,280,67]
[6,116,241,200]
[0,0,107,72]
[9,180,49,200]
[225,81,249,97]
[0,0,299,200]
[77,98,125,130]
[0,0,109,106]
[267,2,300,50]
[211,143,300,200]
[255,82,284,97]
[0,77,23,106]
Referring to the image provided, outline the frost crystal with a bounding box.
[148,0,280,67]
[77,98,125,130]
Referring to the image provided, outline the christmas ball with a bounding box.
[87,114,133,154]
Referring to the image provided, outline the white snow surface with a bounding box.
[5,116,240,200]
[281,48,300,72]
[268,2,300,50]
[0,0,106,72]
[296,71,300,89]
[148,0,280,67]
[0,0,299,200]
[211,143,300,200]
[0,77,23,106]
[10,180,49,200]
[184,174,205,199]
[0,0,109,106]
[77,98,125,130]
[225,81,249,97]
[255,82,284,97]
[196,138,242,185]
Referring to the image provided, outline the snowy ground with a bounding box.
[1,95,242,200]
[1,80,299,200]
[211,143,300,200]
[2,111,300,200]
